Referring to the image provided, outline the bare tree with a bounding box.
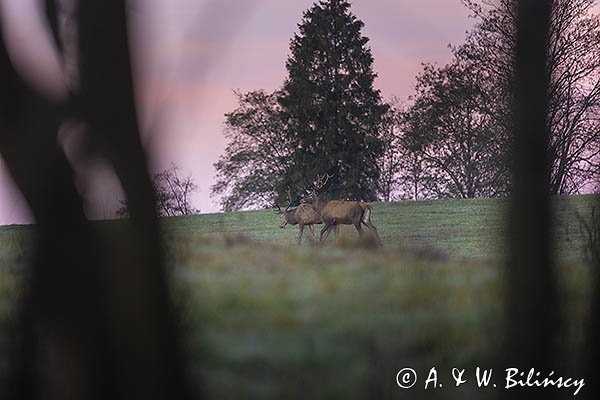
[376,99,442,201]
[461,0,600,195]
[396,150,441,201]
[377,99,404,201]
[118,163,199,217]
[403,58,510,198]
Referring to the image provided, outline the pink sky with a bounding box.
[0,0,487,224]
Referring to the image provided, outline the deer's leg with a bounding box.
[308,225,317,241]
[354,222,365,238]
[319,222,333,244]
[331,224,340,240]
[298,223,305,245]
[363,221,382,245]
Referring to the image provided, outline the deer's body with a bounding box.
[307,175,382,245]
[277,203,323,244]
[316,200,362,224]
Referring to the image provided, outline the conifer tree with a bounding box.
[280,0,387,201]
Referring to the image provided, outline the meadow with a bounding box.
[0,195,597,399]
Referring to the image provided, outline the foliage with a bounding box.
[279,0,387,202]
[403,58,510,198]
[211,90,290,211]
[377,99,440,201]
[396,150,440,201]
[460,0,600,194]
[118,163,198,217]
[377,100,404,201]
[213,0,599,207]
[398,0,600,198]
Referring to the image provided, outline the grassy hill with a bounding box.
[0,195,598,399]
[161,194,596,259]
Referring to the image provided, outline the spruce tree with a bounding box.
[280,0,386,201]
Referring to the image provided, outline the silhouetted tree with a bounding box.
[211,89,290,211]
[376,99,438,201]
[377,100,404,201]
[279,0,387,202]
[461,0,600,195]
[396,150,440,201]
[403,58,510,198]
[118,163,198,217]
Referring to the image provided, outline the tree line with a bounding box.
[212,0,600,211]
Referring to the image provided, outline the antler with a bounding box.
[273,188,294,213]
[304,173,333,197]
[314,173,333,191]
[273,189,282,213]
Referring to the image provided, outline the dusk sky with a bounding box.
[0,0,497,224]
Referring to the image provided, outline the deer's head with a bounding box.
[274,187,294,228]
[303,173,332,209]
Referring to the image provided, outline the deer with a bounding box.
[304,173,382,245]
[274,188,324,244]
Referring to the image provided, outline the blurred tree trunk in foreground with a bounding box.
[0,1,194,399]
[504,0,558,399]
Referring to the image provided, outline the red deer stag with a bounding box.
[274,189,324,244]
[305,174,382,245]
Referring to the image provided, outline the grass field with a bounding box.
[0,195,598,399]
